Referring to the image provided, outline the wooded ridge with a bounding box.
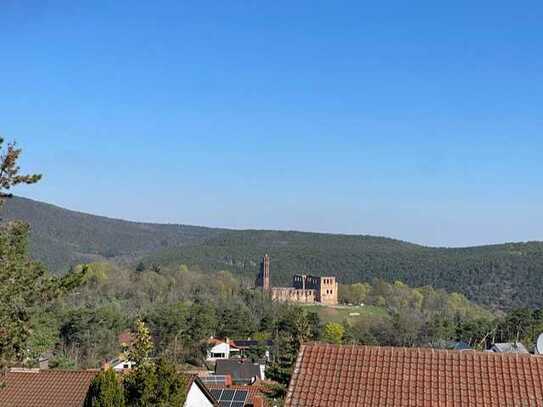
[4,196,543,310]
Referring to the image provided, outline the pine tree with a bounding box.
[0,138,41,205]
[267,306,312,385]
[0,138,85,369]
[154,358,188,407]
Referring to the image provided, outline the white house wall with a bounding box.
[184,383,215,407]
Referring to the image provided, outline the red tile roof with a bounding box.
[0,370,98,407]
[285,343,543,407]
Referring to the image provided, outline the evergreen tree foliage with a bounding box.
[267,306,316,385]
[124,320,156,406]
[0,138,85,368]
[84,368,125,407]
[154,358,188,407]
[0,138,41,204]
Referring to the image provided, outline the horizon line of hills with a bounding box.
[3,195,543,311]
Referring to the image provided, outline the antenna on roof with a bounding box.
[535,333,543,355]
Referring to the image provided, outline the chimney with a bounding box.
[225,374,233,386]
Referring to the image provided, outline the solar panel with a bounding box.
[221,390,236,400]
[233,391,247,401]
[210,389,223,399]
[211,388,249,407]
[200,375,229,385]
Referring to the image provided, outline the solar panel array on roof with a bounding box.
[210,388,248,407]
[199,375,229,385]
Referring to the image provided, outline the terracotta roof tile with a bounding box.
[0,370,98,407]
[285,343,543,407]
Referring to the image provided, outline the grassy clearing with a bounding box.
[301,303,389,324]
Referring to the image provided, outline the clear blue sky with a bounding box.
[1,1,542,247]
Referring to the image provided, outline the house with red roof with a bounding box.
[0,369,98,407]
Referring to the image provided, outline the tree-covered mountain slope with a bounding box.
[143,231,543,310]
[1,196,221,271]
[3,196,543,310]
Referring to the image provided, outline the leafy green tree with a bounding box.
[306,311,321,340]
[59,304,126,368]
[243,343,268,362]
[421,315,456,344]
[184,302,217,358]
[497,308,534,343]
[455,318,495,349]
[27,312,60,362]
[48,352,77,370]
[217,302,257,338]
[322,322,344,344]
[145,302,189,362]
[391,308,424,346]
[84,368,125,407]
[268,306,312,385]
[339,282,371,305]
[261,382,287,407]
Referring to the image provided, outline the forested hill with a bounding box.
[3,196,543,310]
[1,196,222,271]
[144,232,543,310]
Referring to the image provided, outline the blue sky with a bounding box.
[1,1,542,247]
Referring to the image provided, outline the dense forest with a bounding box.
[4,196,543,310]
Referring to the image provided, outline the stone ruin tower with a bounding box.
[256,254,271,291]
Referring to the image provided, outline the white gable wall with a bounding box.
[184,382,215,407]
